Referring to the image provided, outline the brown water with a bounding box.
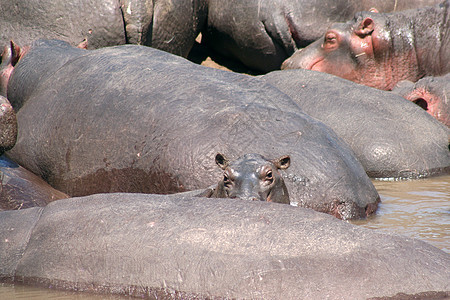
[1,175,449,299]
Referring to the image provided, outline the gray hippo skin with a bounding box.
[0,96,16,154]
[0,0,206,57]
[5,39,379,220]
[203,0,443,73]
[261,69,450,179]
[0,194,449,299]
[282,1,450,90]
[392,74,450,127]
[0,155,69,211]
[210,153,291,204]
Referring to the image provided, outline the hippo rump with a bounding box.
[282,1,450,90]
[3,39,379,219]
[0,95,16,154]
[201,0,443,73]
[392,74,450,127]
[261,69,450,179]
[0,194,449,299]
[0,155,69,211]
[0,0,206,57]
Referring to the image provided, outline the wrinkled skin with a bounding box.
[0,0,441,74]
[0,96,16,155]
[0,0,206,57]
[211,153,291,204]
[1,194,449,299]
[392,74,450,127]
[4,39,379,220]
[203,0,443,72]
[0,155,69,211]
[282,1,450,90]
[261,69,450,178]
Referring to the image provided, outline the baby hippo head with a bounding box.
[214,153,291,204]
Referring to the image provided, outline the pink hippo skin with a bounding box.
[392,74,450,127]
[281,1,450,91]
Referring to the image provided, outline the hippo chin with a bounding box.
[210,153,291,204]
[281,1,450,91]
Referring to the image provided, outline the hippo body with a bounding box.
[282,1,450,90]
[0,155,69,211]
[0,96,16,155]
[203,0,443,73]
[5,39,379,219]
[0,0,206,57]
[262,69,450,178]
[0,194,449,299]
[392,74,450,127]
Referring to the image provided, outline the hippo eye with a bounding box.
[265,170,274,183]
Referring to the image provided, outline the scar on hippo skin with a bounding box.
[209,153,291,204]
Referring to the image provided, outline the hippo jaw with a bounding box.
[213,153,291,204]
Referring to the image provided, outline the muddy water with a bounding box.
[352,175,450,253]
[1,175,449,299]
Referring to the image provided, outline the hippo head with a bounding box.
[281,11,420,91]
[213,153,291,204]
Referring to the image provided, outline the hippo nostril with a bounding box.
[413,98,428,111]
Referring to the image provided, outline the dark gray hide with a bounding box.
[0,96,16,155]
[261,69,450,178]
[0,0,206,57]
[392,74,450,127]
[0,155,69,211]
[6,40,378,219]
[202,0,443,72]
[0,194,449,299]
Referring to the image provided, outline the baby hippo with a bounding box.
[211,153,291,204]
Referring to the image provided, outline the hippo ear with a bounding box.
[354,17,374,37]
[1,40,21,67]
[274,155,290,170]
[215,153,229,170]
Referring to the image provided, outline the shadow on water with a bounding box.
[352,175,450,253]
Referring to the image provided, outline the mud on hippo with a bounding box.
[282,1,450,90]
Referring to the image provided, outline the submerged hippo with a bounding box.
[2,39,380,220]
[209,153,291,204]
[392,74,450,127]
[0,193,449,299]
[281,1,450,90]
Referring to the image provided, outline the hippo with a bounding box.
[0,0,206,57]
[392,74,450,127]
[209,153,291,204]
[202,0,443,73]
[261,69,450,178]
[281,1,450,90]
[0,193,449,299]
[1,0,442,75]
[0,96,16,154]
[2,39,379,220]
[0,155,69,211]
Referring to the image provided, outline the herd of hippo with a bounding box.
[0,0,449,299]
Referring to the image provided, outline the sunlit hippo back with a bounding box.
[212,153,291,204]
